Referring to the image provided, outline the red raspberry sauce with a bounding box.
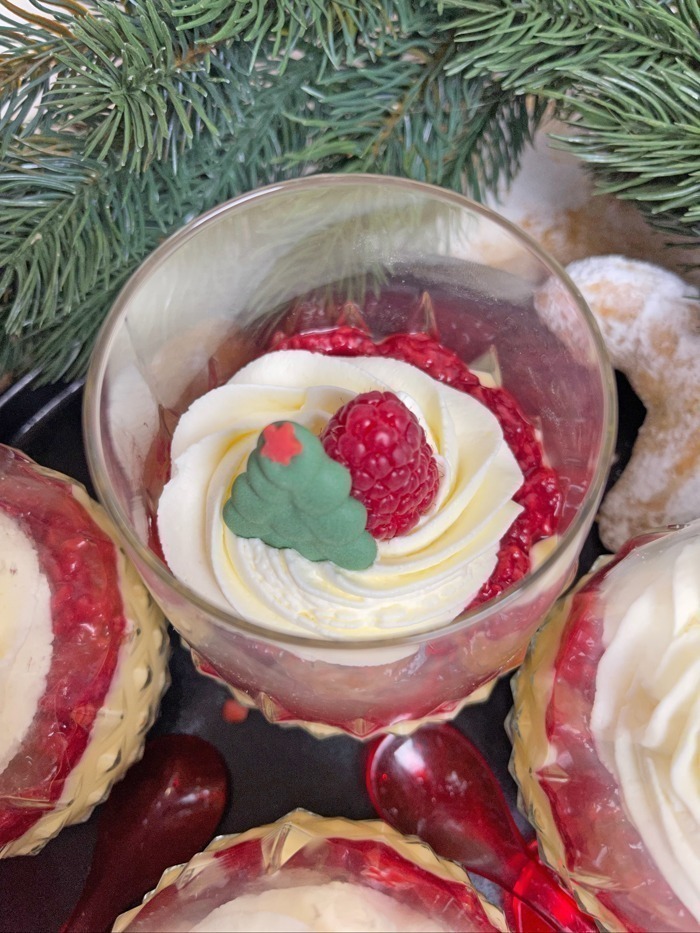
[0,447,126,846]
[273,327,562,607]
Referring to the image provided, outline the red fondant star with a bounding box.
[260,422,303,465]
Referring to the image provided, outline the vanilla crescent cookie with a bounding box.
[560,256,700,551]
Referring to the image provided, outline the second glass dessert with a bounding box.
[510,521,700,932]
[84,175,616,738]
[113,810,506,932]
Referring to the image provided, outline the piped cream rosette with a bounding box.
[158,350,524,643]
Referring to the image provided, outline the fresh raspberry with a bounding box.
[321,391,440,540]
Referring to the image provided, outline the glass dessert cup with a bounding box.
[510,521,700,932]
[112,810,506,932]
[84,174,616,739]
[0,446,169,857]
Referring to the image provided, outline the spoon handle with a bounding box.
[61,734,228,933]
[365,726,596,933]
[500,849,596,933]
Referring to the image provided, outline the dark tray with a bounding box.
[0,372,643,933]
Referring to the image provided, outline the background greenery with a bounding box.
[2,0,699,381]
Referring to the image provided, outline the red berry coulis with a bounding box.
[0,447,126,846]
[274,327,562,606]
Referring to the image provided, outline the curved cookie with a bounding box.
[565,256,700,551]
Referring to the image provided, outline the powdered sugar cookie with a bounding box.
[485,123,700,284]
[563,255,700,551]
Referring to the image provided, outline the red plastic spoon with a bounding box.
[62,733,228,933]
[366,723,596,933]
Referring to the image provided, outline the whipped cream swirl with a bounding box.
[591,533,700,921]
[0,510,53,778]
[191,881,447,933]
[158,350,524,640]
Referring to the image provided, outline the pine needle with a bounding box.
[443,0,700,238]
[1,0,699,381]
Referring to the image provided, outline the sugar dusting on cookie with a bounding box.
[485,122,700,283]
[564,256,700,551]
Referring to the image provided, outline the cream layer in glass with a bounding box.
[158,351,523,643]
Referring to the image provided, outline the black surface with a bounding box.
[0,374,644,933]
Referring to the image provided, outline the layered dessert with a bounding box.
[113,809,507,932]
[511,521,700,932]
[153,320,565,735]
[0,446,169,857]
[88,177,614,739]
[158,327,561,641]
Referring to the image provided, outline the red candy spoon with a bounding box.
[62,734,228,933]
[366,723,595,933]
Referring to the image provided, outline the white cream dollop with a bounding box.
[158,350,524,640]
[0,510,53,777]
[590,534,700,921]
[190,881,447,933]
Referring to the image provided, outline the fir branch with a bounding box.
[0,13,67,142]
[443,0,700,239]
[0,136,124,332]
[0,0,542,382]
[3,0,700,383]
[0,134,146,377]
[0,44,325,378]
[0,265,132,381]
[254,1,543,196]
[170,0,403,66]
[42,0,229,170]
[287,41,543,198]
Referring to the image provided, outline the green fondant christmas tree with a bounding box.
[223,421,377,571]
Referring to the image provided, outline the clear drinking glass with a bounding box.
[84,175,616,739]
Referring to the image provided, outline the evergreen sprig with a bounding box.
[444,0,700,238]
[1,0,699,381]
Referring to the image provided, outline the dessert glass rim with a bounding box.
[83,172,618,652]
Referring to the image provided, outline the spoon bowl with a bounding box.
[366,723,596,933]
